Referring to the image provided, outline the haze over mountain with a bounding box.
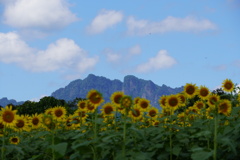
[51,74,183,107]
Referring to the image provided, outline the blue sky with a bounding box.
[0,0,239,102]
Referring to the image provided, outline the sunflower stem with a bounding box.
[52,130,55,160]
[1,127,5,160]
[122,108,127,159]
[213,110,218,160]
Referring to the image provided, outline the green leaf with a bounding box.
[172,145,181,156]
[191,150,212,160]
[51,142,68,156]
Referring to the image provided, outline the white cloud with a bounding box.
[127,16,216,35]
[135,50,176,73]
[87,9,123,34]
[103,48,121,62]
[128,45,141,55]
[0,32,98,73]
[2,0,78,29]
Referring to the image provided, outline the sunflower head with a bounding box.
[87,90,104,106]
[222,79,234,92]
[120,96,133,110]
[218,99,232,116]
[42,115,55,130]
[184,83,198,98]
[129,106,143,121]
[14,115,29,132]
[77,100,87,110]
[166,95,181,111]
[194,100,205,110]
[208,94,220,107]
[52,106,67,121]
[30,113,42,129]
[10,136,20,145]
[100,103,115,117]
[198,86,210,100]
[138,98,150,111]
[147,107,159,119]
[159,95,167,108]
[86,100,97,113]
[133,97,141,105]
[177,93,186,107]
[110,91,124,107]
[0,105,17,128]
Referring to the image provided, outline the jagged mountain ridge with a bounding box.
[0,97,24,107]
[51,74,183,107]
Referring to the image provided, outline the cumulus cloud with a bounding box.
[128,45,141,55]
[103,45,141,63]
[87,9,123,34]
[127,16,216,35]
[135,50,176,73]
[103,48,121,62]
[2,0,78,29]
[0,32,98,72]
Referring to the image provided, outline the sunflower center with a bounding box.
[149,110,156,117]
[132,109,140,117]
[169,98,178,107]
[12,138,18,143]
[114,95,122,104]
[219,103,228,112]
[224,83,233,90]
[104,106,113,114]
[140,102,148,109]
[186,86,195,95]
[3,111,14,123]
[196,103,204,109]
[55,109,63,117]
[89,93,101,104]
[79,102,86,109]
[32,118,39,125]
[179,96,185,103]
[16,120,24,128]
[200,89,209,97]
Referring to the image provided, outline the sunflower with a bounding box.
[121,96,133,109]
[162,107,174,116]
[207,94,220,108]
[177,93,186,107]
[14,115,29,132]
[194,100,205,110]
[138,98,150,111]
[110,91,124,107]
[100,103,115,117]
[77,100,87,110]
[147,107,159,119]
[222,79,234,92]
[87,89,104,106]
[74,109,88,120]
[129,106,143,121]
[86,100,97,113]
[42,115,55,130]
[159,95,167,108]
[218,99,232,116]
[52,106,67,121]
[184,83,198,98]
[10,136,20,145]
[30,113,42,129]
[45,108,53,115]
[198,86,210,100]
[133,97,141,105]
[165,95,181,111]
[0,105,17,128]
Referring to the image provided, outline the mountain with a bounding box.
[51,74,183,108]
[0,97,24,107]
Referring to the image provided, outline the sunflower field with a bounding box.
[1,79,240,160]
